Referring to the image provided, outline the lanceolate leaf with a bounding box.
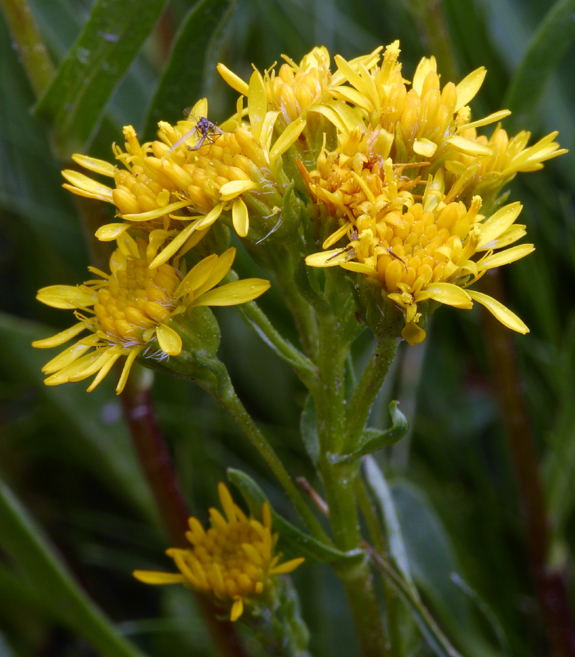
[34,0,169,157]
[0,479,148,657]
[504,0,575,129]
[142,0,235,138]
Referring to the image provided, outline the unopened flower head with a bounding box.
[33,236,270,393]
[133,483,304,622]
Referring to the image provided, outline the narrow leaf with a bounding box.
[0,479,148,657]
[142,0,234,138]
[504,0,575,129]
[34,0,169,156]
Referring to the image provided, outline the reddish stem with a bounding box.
[120,373,248,657]
[480,272,575,657]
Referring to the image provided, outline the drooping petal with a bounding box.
[478,202,523,249]
[468,290,529,333]
[41,334,100,374]
[230,597,244,622]
[232,198,249,237]
[217,63,249,97]
[220,180,258,202]
[270,557,305,575]
[72,153,115,177]
[116,346,142,394]
[62,170,114,202]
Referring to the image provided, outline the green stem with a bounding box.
[345,338,399,451]
[0,0,54,98]
[355,476,401,657]
[212,363,331,544]
[314,313,388,657]
[227,272,318,389]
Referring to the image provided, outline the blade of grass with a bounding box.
[34,0,168,157]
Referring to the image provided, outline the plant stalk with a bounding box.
[480,272,575,657]
[120,364,248,657]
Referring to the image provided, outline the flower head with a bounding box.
[133,483,304,622]
[305,150,534,344]
[33,236,270,393]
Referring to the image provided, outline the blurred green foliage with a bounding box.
[0,0,574,655]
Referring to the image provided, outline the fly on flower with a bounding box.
[165,114,224,158]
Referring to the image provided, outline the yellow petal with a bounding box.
[305,250,351,267]
[455,67,486,112]
[446,135,492,156]
[322,222,350,249]
[412,56,437,95]
[72,153,115,177]
[192,278,270,307]
[176,254,218,298]
[61,170,114,202]
[216,63,249,97]
[32,322,86,348]
[95,223,129,241]
[413,138,437,157]
[194,248,236,297]
[86,351,123,392]
[133,570,186,585]
[68,347,121,382]
[468,290,528,333]
[122,200,191,222]
[340,261,375,275]
[260,110,279,153]
[230,597,244,622]
[457,109,511,132]
[149,219,201,270]
[330,85,374,112]
[308,105,349,135]
[478,202,522,249]
[37,285,97,310]
[189,97,208,121]
[220,180,258,202]
[42,334,100,374]
[270,557,305,575]
[478,244,534,269]
[425,282,473,308]
[156,323,182,356]
[248,70,268,142]
[268,116,306,165]
[218,483,237,523]
[334,54,375,105]
[232,198,249,237]
[402,321,427,346]
[116,346,142,394]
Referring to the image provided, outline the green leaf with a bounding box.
[34,0,169,157]
[504,0,575,129]
[363,456,417,595]
[0,312,156,522]
[332,401,408,463]
[142,0,235,138]
[227,468,363,565]
[0,478,148,657]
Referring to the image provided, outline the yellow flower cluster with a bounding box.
[133,483,304,622]
[36,40,567,383]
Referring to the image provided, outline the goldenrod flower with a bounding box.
[305,154,534,344]
[444,125,567,206]
[33,236,270,393]
[133,483,304,622]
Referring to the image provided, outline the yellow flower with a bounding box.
[305,153,533,344]
[330,41,510,171]
[32,236,270,393]
[133,483,304,622]
[444,125,568,205]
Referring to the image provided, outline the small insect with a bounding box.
[165,116,224,158]
[327,245,356,262]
